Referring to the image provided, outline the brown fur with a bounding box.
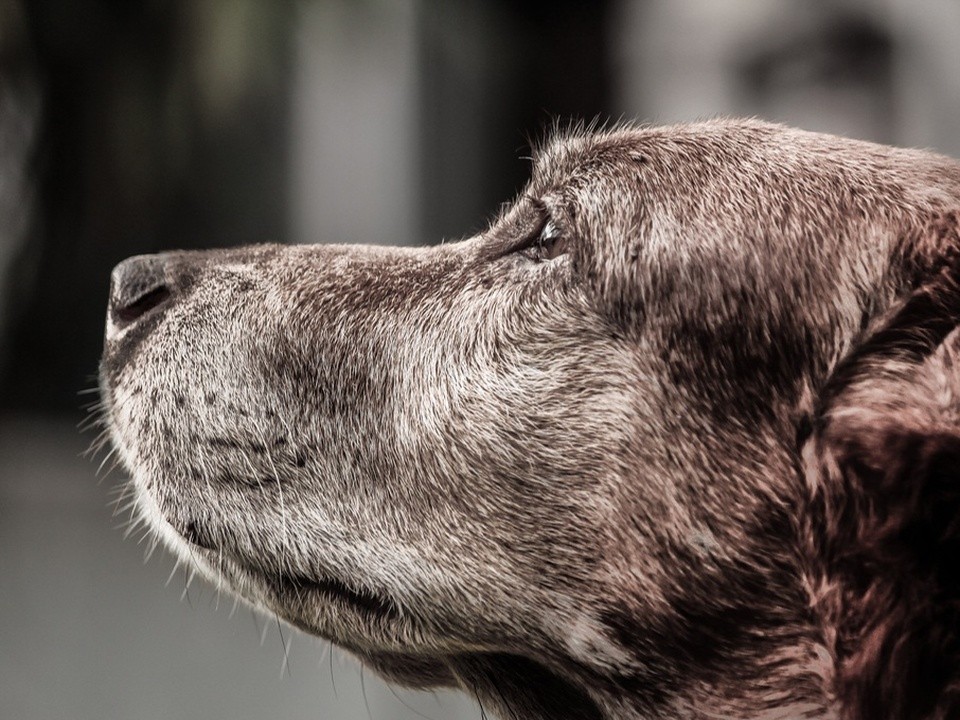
[99,119,960,719]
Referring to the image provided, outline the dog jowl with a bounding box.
[99,119,960,720]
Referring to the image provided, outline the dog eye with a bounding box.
[523,219,569,262]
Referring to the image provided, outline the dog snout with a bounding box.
[108,254,173,327]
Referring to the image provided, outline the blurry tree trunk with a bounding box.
[2,0,291,412]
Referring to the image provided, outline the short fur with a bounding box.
[99,119,960,720]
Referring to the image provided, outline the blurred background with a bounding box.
[2,0,959,718]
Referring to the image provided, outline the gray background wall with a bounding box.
[2,1,960,718]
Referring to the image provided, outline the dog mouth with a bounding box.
[154,504,402,632]
[179,532,400,622]
[264,572,400,620]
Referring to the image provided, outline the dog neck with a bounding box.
[598,610,835,719]
[581,494,839,719]
[459,633,836,720]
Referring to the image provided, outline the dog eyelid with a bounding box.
[496,197,569,263]
[524,215,569,262]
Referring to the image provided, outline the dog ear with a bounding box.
[802,213,960,720]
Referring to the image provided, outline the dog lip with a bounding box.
[181,519,217,550]
[267,572,400,619]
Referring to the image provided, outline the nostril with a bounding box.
[110,254,172,324]
[115,285,171,323]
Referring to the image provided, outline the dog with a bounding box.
[99,119,960,720]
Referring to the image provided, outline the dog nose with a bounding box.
[109,254,172,324]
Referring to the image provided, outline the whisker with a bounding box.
[181,569,195,607]
[260,613,271,646]
[165,560,181,588]
[96,446,119,477]
[276,617,292,679]
[472,685,488,720]
[249,608,264,642]
[329,641,338,698]
[361,663,373,720]
[386,682,436,720]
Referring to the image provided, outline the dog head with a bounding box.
[100,119,960,720]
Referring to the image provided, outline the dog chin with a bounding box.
[359,650,458,688]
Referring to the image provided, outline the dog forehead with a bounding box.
[531,117,959,201]
[529,128,645,195]
[530,120,960,291]
[529,119,763,185]
[527,120,809,229]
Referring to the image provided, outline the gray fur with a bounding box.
[100,119,960,720]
